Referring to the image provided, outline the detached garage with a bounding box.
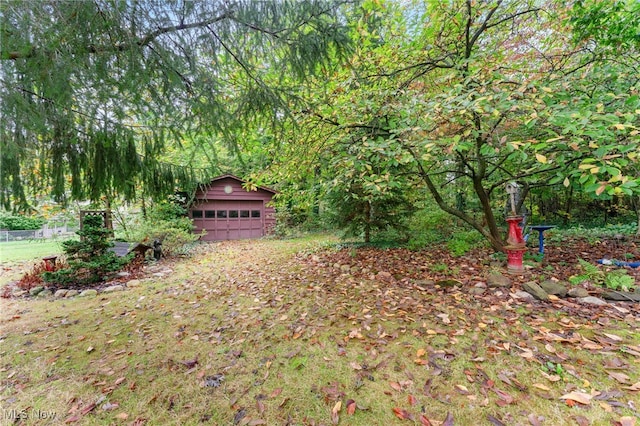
[189,175,276,241]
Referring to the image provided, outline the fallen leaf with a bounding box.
[115,413,129,420]
[419,414,433,426]
[392,407,413,420]
[528,413,543,426]
[389,381,402,392]
[618,416,636,426]
[560,391,593,405]
[493,389,514,405]
[608,372,631,384]
[532,383,551,391]
[487,414,506,426]
[80,402,97,415]
[603,333,623,341]
[346,399,356,415]
[623,382,640,391]
[572,415,590,426]
[331,401,341,424]
[442,412,454,426]
[455,384,470,394]
[408,394,417,406]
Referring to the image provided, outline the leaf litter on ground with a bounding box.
[0,236,639,425]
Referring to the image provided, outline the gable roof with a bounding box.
[198,174,277,194]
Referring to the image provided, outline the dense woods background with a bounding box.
[1,0,639,250]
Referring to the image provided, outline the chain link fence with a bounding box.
[0,224,78,242]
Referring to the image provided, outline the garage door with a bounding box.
[191,200,264,241]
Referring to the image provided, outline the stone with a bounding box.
[487,272,512,288]
[54,289,69,298]
[340,264,352,273]
[116,271,131,278]
[577,296,607,306]
[539,280,568,298]
[103,284,124,293]
[522,281,549,301]
[66,290,79,297]
[12,290,27,297]
[376,271,395,282]
[127,279,142,288]
[469,287,486,296]
[37,289,52,298]
[601,291,640,302]
[79,289,98,297]
[513,290,535,300]
[567,287,589,298]
[29,286,44,296]
[435,279,462,288]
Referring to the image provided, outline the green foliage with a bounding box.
[548,224,637,244]
[446,230,486,257]
[405,207,486,255]
[0,0,354,209]
[43,215,131,287]
[122,198,202,257]
[569,258,636,291]
[0,212,45,230]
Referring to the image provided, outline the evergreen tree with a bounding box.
[0,0,353,210]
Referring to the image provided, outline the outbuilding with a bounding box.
[189,175,276,241]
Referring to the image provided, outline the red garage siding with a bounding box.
[190,175,276,241]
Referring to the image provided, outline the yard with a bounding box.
[1,234,639,425]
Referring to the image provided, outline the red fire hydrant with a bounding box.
[504,216,526,273]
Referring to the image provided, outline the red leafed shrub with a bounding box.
[16,258,67,291]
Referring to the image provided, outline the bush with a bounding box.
[43,215,131,287]
[0,212,45,230]
[406,208,462,250]
[123,199,202,257]
[406,207,486,255]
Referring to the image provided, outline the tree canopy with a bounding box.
[267,0,640,250]
[0,0,352,210]
[2,0,639,250]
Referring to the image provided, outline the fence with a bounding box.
[0,224,77,242]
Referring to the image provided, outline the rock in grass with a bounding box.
[435,279,462,288]
[103,284,124,293]
[29,286,44,296]
[567,287,589,298]
[37,289,52,298]
[487,272,511,288]
[522,281,549,301]
[66,290,79,297]
[539,280,568,298]
[577,296,607,306]
[601,291,640,302]
[126,279,142,287]
[79,289,98,297]
[513,290,535,300]
[54,289,69,298]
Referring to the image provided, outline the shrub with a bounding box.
[569,258,636,292]
[0,212,45,230]
[43,215,131,288]
[123,199,202,257]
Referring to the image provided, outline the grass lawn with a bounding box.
[0,239,66,262]
[1,235,639,425]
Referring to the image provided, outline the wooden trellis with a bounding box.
[80,210,113,232]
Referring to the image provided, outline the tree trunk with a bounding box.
[364,201,371,243]
[408,147,505,252]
